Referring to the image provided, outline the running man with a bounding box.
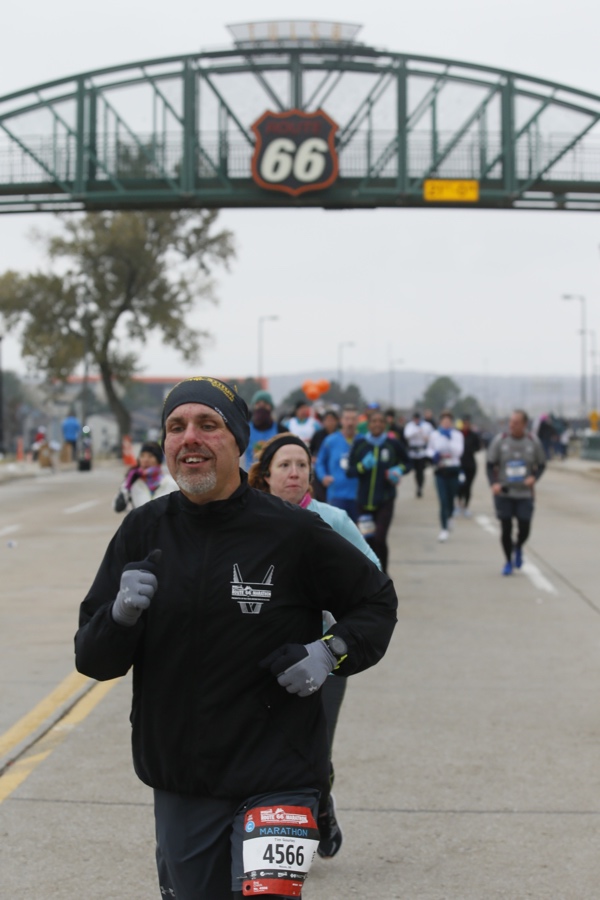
[486,409,546,575]
[456,415,482,517]
[404,411,433,498]
[315,405,360,522]
[347,408,409,572]
[75,377,397,900]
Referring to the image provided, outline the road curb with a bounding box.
[547,460,600,480]
[0,678,98,776]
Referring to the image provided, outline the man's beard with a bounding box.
[175,467,217,497]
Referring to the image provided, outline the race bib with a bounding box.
[381,448,390,463]
[505,460,527,482]
[242,805,320,897]
[440,455,456,467]
[357,514,376,537]
[339,455,349,471]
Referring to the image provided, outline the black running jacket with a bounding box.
[75,474,397,801]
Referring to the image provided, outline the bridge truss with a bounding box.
[1,21,600,212]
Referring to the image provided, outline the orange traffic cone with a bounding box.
[122,435,137,467]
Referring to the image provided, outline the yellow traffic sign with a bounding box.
[423,179,480,202]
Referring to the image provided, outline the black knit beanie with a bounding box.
[140,441,163,464]
[162,377,250,454]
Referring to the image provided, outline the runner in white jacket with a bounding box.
[113,441,178,512]
[404,412,433,497]
[426,411,464,542]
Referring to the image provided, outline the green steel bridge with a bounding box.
[2,20,600,213]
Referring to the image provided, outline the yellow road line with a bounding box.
[0,679,118,804]
[0,670,91,760]
[0,750,54,804]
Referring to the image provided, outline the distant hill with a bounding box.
[265,370,583,418]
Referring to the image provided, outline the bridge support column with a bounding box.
[396,60,408,196]
[501,76,516,196]
[182,60,197,193]
[75,79,87,196]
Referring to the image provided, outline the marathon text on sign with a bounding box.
[423,179,480,202]
[251,109,339,197]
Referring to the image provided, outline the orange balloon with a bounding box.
[302,380,313,393]
[317,379,330,394]
[305,384,321,400]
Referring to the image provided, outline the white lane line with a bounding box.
[475,514,498,536]
[521,562,558,595]
[63,500,100,515]
[475,514,557,595]
[0,525,21,537]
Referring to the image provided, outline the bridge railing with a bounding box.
[1,131,600,189]
[1,45,600,210]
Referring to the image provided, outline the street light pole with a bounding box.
[0,330,4,455]
[337,341,354,390]
[590,329,598,412]
[258,315,279,382]
[562,294,587,415]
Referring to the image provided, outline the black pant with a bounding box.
[494,496,534,562]
[411,457,428,494]
[360,497,395,573]
[319,674,348,815]
[500,517,531,562]
[458,464,477,508]
[155,787,319,898]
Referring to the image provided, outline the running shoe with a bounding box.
[502,561,513,576]
[513,547,523,569]
[317,794,343,859]
[438,529,449,542]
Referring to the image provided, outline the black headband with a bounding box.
[259,434,311,474]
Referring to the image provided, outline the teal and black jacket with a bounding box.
[347,435,410,511]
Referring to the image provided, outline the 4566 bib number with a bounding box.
[262,842,305,867]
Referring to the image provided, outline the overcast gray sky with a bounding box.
[1,0,599,385]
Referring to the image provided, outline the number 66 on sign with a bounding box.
[251,109,339,197]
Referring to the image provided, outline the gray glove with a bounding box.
[111,550,161,627]
[260,640,336,697]
[114,491,128,513]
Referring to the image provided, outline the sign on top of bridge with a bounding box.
[227,20,362,47]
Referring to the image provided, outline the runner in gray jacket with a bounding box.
[486,409,546,575]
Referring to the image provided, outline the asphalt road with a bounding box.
[1,457,600,898]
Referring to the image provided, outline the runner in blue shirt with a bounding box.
[315,406,360,522]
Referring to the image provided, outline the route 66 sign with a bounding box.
[251,109,339,197]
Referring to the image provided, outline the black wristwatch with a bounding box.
[322,634,348,665]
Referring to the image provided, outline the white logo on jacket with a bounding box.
[231,563,274,614]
